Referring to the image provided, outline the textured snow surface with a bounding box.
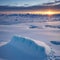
[0,14,60,60]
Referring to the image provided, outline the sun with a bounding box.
[46,11,54,15]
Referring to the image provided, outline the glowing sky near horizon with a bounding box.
[0,0,55,6]
[0,10,60,15]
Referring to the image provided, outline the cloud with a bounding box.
[0,3,60,14]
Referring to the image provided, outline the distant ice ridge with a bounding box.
[0,35,55,60]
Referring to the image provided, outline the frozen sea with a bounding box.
[0,14,60,60]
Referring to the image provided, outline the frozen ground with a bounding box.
[0,14,60,60]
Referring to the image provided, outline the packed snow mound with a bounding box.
[0,35,54,60]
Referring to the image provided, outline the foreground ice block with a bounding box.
[0,36,54,60]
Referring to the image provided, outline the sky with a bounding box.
[0,0,60,15]
[0,0,55,6]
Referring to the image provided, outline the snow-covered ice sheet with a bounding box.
[0,15,60,60]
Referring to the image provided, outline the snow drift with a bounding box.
[0,35,54,60]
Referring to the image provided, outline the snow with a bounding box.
[0,14,60,60]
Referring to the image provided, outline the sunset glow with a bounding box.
[28,10,60,15]
[44,11,54,15]
[0,10,60,15]
[41,10,60,15]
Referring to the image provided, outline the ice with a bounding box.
[0,14,60,60]
[0,35,55,60]
[50,41,60,45]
